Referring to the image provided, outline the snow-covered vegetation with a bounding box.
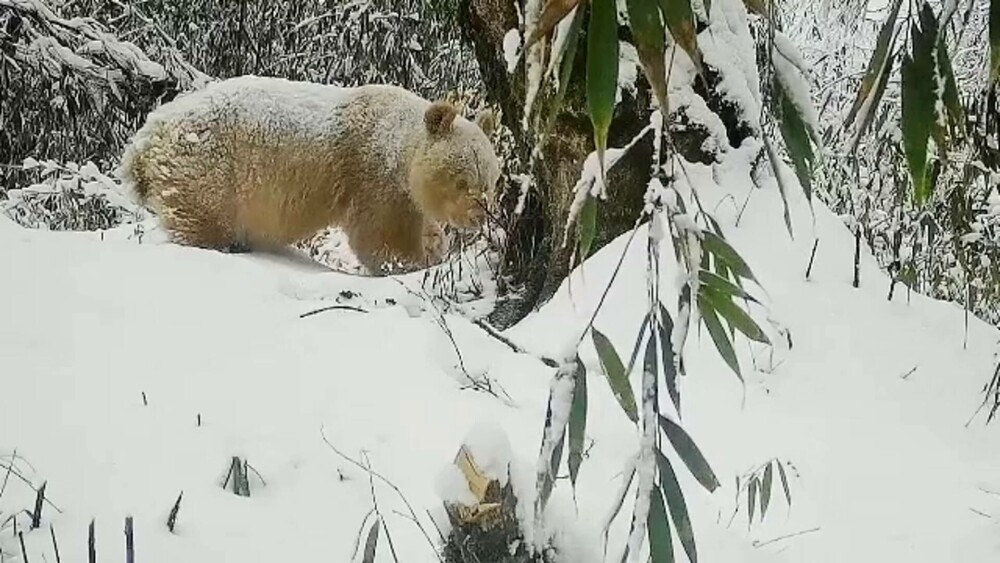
[2,0,1000,562]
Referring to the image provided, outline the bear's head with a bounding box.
[409,101,500,230]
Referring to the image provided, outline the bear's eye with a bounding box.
[456,179,469,192]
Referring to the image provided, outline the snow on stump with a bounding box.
[442,445,547,563]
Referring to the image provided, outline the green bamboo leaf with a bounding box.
[592,328,640,423]
[658,414,720,492]
[587,0,620,169]
[697,295,742,380]
[659,0,703,72]
[656,450,698,563]
[773,78,816,202]
[936,34,964,138]
[852,47,895,151]
[625,314,652,378]
[648,485,675,563]
[539,3,587,144]
[698,270,757,303]
[701,289,770,344]
[901,4,939,206]
[627,0,669,112]
[362,519,380,563]
[747,477,758,526]
[777,460,792,507]
[991,0,1000,82]
[761,462,774,518]
[578,195,598,261]
[845,0,903,128]
[701,231,758,283]
[568,358,588,487]
[657,305,681,417]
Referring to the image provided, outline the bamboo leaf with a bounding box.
[578,195,598,260]
[587,0,619,168]
[698,270,757,303]
[844,0,902,128]
[991,0,1000,82]
[527,0,583,49]
[777,460,792,507]
[701,231,758,283]
[701,289,770,344]
[658,414,720,492]
[773,78,816,202]
[656,450,698,563]
[748,477,758,525]
[936,34,964,139]
[657,305,681,417]
[901,4,939,206]
[627,0,669,112]
[762,134,795,238]
[698,295,742,380]
[625,314,651,378]
[592,328,640,423]
[659,0,703,72]
[648,485,675,563]
[362,519,380,563]
[568,358,588,487]
[761,462,774,518]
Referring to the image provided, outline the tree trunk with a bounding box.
[460,0,655,329]
[460,1,748,329]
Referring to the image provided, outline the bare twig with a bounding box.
[320,429,444,562]
[752,527,821,549]
[50,523,60,563]
[124,516,134,563]
[18,531,28,563]
[362,452,399,563]
[299,304,369,318]
[30,482,46,529]
[471,319,559,368]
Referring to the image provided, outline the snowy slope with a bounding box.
[2,145,1000,563]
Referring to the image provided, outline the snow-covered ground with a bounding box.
[2,147,999,562]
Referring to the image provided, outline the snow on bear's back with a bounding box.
[139,76,360,142]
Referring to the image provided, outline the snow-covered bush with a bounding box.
[3,158,140,231]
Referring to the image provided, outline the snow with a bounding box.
[3,136,1000,563]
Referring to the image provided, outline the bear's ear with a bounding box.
[474,109,495,136]
[425,101,458,136]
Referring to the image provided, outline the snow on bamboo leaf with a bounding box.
[592,328,640,423]
[568,358,588,488]
[656,450,697,563]
[845,0,902,130]
[761,461,774,518]
[587,0,619,171]
[658,415,720,492]
[627,0,669,112]
[527,0,583,49]
[648,485,675,563]
[701,288,770,344]
[701,231,757,284]
[991,0,1000,82]
[773,78,816,203]
[901,4,939,207]
[699,295,741,379]
[659,0,703,72]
